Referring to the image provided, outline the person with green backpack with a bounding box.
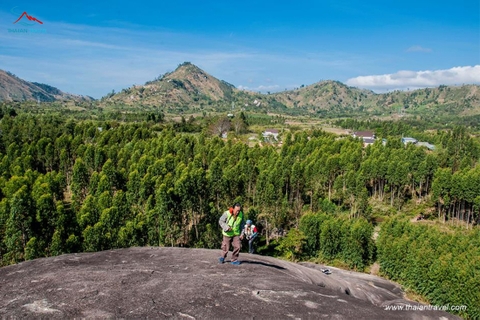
[218,203,245,265]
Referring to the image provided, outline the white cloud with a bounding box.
[346,66,480,92]
[406,45,432,53]
[238,84,280,91]
[237,84,302,93]
[238,83,304,93]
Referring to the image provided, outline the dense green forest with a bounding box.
[0,109,479,318]
[377,218,479,319]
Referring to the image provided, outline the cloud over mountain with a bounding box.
[346,65,480,92]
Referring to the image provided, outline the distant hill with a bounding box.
[272,80,377,114]
[371,84,480,116]
[102,62,291,114]
[273,81,480,116]
[103,62,480,117]
[0,70,94,102]
[104,62,235,107]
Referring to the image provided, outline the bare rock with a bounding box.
[0,247,460,319]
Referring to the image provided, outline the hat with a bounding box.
[246,220,252,225]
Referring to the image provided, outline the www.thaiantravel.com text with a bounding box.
[384,304,467,312]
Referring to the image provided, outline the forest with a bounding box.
[0,109,478,318]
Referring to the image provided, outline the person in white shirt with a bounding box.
[241,220,258,254]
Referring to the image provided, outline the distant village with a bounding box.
[255,129,436,150]
[223,108,435,150]
[352,131,435,150]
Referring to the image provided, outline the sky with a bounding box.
[0,0,479,99]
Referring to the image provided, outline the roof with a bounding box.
[353,131,375,138]
[417,142,435,150]
[401,137,418,144]
[264,129,279,134]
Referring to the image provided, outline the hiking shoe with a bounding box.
[231,260,241,265]
[218,257,225,264]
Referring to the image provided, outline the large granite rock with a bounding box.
[0,247,459,319]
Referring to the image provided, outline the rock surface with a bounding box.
[0,247,459,319]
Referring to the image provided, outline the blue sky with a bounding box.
[1,0,479,98]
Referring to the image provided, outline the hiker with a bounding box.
[218,203,245,265]
[242,220,258,254]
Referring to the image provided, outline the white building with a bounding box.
[262,129,279,141]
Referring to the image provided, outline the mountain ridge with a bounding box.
[104,62,235,108]
[0,70,94,103]
[102,62,480,116]
[3,63,480,117]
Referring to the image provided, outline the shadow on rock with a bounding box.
[238,260,286,270]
